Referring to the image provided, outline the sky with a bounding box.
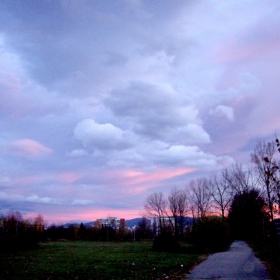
[1,0,280,224]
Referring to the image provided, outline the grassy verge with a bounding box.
[249,240,280,280]
[0,241,202,280]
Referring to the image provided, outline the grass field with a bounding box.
[0,241,202,280]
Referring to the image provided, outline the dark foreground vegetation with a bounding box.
[250,237,280,280]
[0,241,202,280]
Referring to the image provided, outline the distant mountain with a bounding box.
[63,218,146,229]
[84,221,94,227]
[125,217,194,228]
[62,221,94,228]
[125,218,146,228]
[63,217,194,229]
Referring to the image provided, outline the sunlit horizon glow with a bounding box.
[1,1,280,223]
[25,208,143,226]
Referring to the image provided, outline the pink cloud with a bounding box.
[104,167,196,196]
[121,167,195,185]
[54,172,81,183]
[14,175,41,187]
[3,139,52,157]
[13,171,81,187]
[0,72,35,119]
[212,33,280,64]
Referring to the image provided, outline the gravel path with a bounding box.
[186,240,271,280]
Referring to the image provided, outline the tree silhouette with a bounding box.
[251,140,279,220]
[228,189,269,241]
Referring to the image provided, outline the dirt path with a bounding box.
[186,240,271,279]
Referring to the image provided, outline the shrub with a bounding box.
[152,233,181,252]
[191,217,231,252]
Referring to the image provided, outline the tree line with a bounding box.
[0,211,44,251]
[0,212,153,251]
[45,219,152,242]
[144,139,280,251]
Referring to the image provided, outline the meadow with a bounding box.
[0,241,202,280]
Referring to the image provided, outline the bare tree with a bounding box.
[144,192,168,234]
[168,188,188,237]
[251,140,279,221]
[273,138,280,212]
[208,171,233,220]
[187,177,211,218]
[223,163,258,195]
[6,211,23,235]
[34,214,44,232]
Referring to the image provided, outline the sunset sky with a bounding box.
[1,0,280,224]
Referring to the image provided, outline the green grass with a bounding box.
[0,241,202,280]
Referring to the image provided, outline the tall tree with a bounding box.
[168,188,188,238]
[228,189,269,240]
[135,217,152,240]
[34,214,44,232]
[273,138,280,212]
[187,177,211,218]
[223,163,257,195]
[208,172,233,220]
[6,211,23,235]
[251,140,278,220]
[144,192,167,234]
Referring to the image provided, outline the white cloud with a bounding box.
[67,149,88,157]
[71,199,94,206]
[170,123,211,144]
[0,191,62,205]
[153,145,232,168]
[220,73,261,102]
[104,139,234,170]
[74,119,134,150]
[211,105,235,121]
[26,194,62,205]
[0,175,11,184]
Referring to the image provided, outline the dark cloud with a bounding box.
[104,81,207,141]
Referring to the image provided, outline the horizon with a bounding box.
[1,1,280,224]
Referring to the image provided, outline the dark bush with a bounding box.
[228,189,269,241]
[0,233,40,252]
[191,217,231,252]
[152,233,181,252]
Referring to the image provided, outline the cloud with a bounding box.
[0,191,62,205]
[170,123,211,144]
[67,149,88,157]
[104,81,209,143]
[54,172,81,184]
[74,119,134,150]
[153,145,233,168]
[0,175,11,184]
[3,139,52,157]
[1,0,280,223]
[101,51,129,66]
[211,105,235,121]
[71,199,95,206]
[71,199,96,206]
[213,15,280,64]
[223,73,261,101]
[26,194,61,205]
[103,139,233,170]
